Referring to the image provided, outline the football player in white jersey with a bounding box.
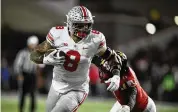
[30,6,122,112]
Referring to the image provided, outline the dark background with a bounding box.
[1,0,178,106]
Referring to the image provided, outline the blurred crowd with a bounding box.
[130,35,178,102]
[1,26,178,103]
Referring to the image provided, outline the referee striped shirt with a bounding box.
[14,48,38,75]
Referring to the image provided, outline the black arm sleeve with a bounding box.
[91,55,102,67]
[116,51,128,74]
[92,50,128,77]
[116,51,127,67]
[127,87,137,110]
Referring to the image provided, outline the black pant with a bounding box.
[19,72,36,112]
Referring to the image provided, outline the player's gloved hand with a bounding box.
[119,105,130,112]
[105,75,120,92]
[43,50,65,65]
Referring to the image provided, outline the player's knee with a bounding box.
[145,97,156,112]
[150,100,156,112]
[110,101,122,112]
[57,97,79,112]
[46,97,56,112]
[46,102,52,112]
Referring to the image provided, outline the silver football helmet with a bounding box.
[66,6,94,39]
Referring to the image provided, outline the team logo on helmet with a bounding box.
[66,6,94,39]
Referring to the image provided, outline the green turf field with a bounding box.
[1,97,178,112]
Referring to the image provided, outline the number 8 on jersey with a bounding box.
[63,50,81,72]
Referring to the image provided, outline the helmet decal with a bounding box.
[80,6,87,20]
[66,6,94,39]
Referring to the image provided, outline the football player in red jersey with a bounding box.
[92,51,156,112]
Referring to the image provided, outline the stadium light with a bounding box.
[174,16,178,25]
[145,23,156,35]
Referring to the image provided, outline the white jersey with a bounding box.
[46,26,106,93]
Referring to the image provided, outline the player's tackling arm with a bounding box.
[127,87,137,110]
[97,46,122,76]
[92,31,122,75]
[91,31,122,92]
[30,40,53,64]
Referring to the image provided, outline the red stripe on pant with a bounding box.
[72,92,88,112]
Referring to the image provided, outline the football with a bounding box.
[45,49,66,57]
[58,50,66,57]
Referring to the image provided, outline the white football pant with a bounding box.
[46,86,87,112]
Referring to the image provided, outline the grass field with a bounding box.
[1,96,178,112]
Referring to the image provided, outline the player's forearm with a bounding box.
[91,55,103,67]
[30,50,44,64]
[98,47,122,76]
[30,40,53,64]
[127,87,137,110]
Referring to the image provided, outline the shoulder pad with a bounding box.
[91,30,100,35]
[91,30,105,43]
[46,26,65,46]
[90,30,104,39]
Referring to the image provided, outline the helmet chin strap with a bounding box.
[68,28,82,43]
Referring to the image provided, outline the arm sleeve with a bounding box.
[122,77,137,110]
[91,55,101,66]
[14,50,24,75]
[127,87,137,110]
